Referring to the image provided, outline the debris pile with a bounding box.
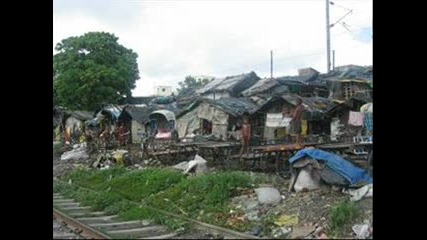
[60,143,89,161]
[288,149,373,198]
[92,149,132,169]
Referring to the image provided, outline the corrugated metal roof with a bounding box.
[121,105,153,124]
[149,109,176,121]
[196,72,260,95]
[280,95,339,120]
[209,97,259,116]
[177,97,259,118]
[97,105,123,120]
[241,78,279,96]
[70,111,93,121]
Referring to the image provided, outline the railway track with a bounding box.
[53,191,261,239]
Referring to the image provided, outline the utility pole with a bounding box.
[332,50,335,71]
[270,50,273,79]
[326,0,331,73]
[327,1,352,73]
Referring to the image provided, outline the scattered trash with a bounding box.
[274,214,299,227]
[245,211,260,221]
[111,150,129,166]
[100,165,110,170]
[352,224,371,239]
[272,227,292,238]
[250,225,262,236]
[133,164,144,170]
[313,226,325,236]
[318,233,329,239]
[293,168,320,192]
[61,147,89,161]
[291,224,316,239]
[289,149,372,187]
[173,161,189,171]
[254,187,281,205]
[343,184,373,202]
[184,154,208,176]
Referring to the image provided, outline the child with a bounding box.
[239,115,251,165]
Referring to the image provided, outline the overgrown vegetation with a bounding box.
[53,142,64,158]
[54,167,257,231]
[329,200,360,235]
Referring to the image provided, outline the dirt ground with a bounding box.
[227,172,372,239]
[53,143,372,239]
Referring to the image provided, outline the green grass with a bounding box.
[329,200,360,235]
[54,167,257,232]
[53,142,64,157]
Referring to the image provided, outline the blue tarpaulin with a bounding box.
[289,149,372,186]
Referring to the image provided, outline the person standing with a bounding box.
[118,123,129,146]
[239,115,251,165]
[289,98,304,147]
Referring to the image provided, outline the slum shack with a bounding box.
[327,97,372,142]
[94,104,123,130]
[251,95,339,143]
[148,109,178,140]
[197,72,260,100]
[118,105,153,144]
[240,74,329,99]
[176,97,259,141]
[61,110,93,144]
[318,65,373,101]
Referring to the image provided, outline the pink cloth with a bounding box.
[155,131,172,139]
[348,111,364,126]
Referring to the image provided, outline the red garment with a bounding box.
[118,126,127,145]
[242,124,251,140]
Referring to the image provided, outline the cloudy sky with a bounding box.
[53,0,372,97]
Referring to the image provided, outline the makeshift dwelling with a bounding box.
[327,97,371,142]
[288,149,372,192]
[314,65,373,101]
[176,97,259,140]
[240,76,329,98]
[326,79,372,101]
[253,95,340,142]
[197,72,260,99]
[94,104,124,132]
[148,109,177,139]
[63,111,94,143]
[95,105,123,121]
[118,105,153,143]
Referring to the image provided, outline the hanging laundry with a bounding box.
[348,111,364,126]
[364,113,373,132]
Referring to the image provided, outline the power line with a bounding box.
[220,50,325,74]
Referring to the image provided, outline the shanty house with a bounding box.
[118,105,154,143]
[196,72,260,100]
[317,65,373,101]
[241,76,329,98]
[326,97,371,142]
[253,95,340,141]
[176,97,259,140]
[63,110,94,141]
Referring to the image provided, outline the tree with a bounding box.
[53,32,139,110]
[177,76,211,96]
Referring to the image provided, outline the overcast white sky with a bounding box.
[53,0,372,97]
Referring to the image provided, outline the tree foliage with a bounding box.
[177,76,211,97]
[53,32,139,110]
